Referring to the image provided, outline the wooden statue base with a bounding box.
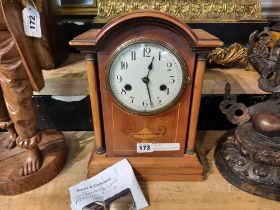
[0,131,67,195]
[88,149,204,181]
[215,130,280,201]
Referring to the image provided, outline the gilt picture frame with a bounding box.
[52,0,98,15]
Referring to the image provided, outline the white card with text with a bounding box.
[69,159,148,210]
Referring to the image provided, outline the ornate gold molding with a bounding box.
[209,28,280,68]
[95,0,265,23]
[208,43,248,66]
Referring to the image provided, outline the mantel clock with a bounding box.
[70,11,222,181]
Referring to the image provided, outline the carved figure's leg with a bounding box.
[0,31,41,176]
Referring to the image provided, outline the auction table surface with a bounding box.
[0,131,279,210]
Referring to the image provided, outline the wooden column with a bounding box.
[85,54,105,155]
[186,54,207,154]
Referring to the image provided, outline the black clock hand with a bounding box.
[147,57,155,78]
[146,83,153,106]
[141,57,155,107]
[142,77,153,106]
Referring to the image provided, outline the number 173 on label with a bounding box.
[137,143,154,153]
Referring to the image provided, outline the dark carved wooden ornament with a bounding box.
[215,24,280,200]
[71,11,222,181]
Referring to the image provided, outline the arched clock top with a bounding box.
[70,11,223,52]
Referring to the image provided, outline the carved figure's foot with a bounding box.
[20,146,41,176]
[4,133,17,150]
[253,113,280,137]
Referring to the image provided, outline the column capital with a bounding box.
[85,53,97,61]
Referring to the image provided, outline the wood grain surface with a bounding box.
[88,151,204,181]
[0,131,279,210]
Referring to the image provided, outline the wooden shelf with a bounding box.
[37,54,266,96]
[202,68,266,95]
[0,131,279,210]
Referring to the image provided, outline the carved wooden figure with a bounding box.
[215,25,280,201]
[71,11,222,181]
[0,0,67,195]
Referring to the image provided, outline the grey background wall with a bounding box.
[261,0,280,21]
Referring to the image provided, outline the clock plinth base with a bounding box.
[88,150,204,181]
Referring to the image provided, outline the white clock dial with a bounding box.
[109,40,186,114]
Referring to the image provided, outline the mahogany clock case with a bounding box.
[96,22,196,158]
[70,11,222,181]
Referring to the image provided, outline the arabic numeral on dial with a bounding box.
[167,62,173,71]
[169,76,175,84]
[142,100,149,107]
[159,51,162,61]
[143,48,151,57]
[130,96,135,103]
[167,62,172,67]
[156,97,162,105]
[121,88,127,95]
[121,61,128,70]
[116,75,122,83]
